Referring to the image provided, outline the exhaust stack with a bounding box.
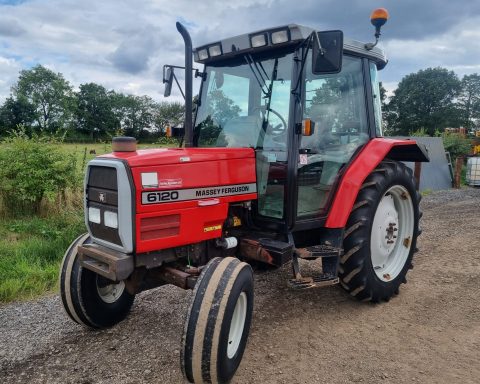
[176,22,194,148]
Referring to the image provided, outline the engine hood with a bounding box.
[99,147,255,167]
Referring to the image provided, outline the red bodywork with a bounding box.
[325,138,425,228]
[102,148,257,253]
[100,138,424,253]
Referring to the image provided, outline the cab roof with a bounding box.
[193,24,387,69]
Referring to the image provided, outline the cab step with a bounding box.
[288,244,342,290]
[295,244,342,260]
[287,274,339,290]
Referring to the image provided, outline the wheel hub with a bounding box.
[373,194,399,267]
[370,186,414,282]
[227,292,247,359]
[96,276,125,304]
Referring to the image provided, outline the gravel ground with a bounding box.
[1,187,480,384]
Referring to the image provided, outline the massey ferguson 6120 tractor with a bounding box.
[60,9,428,383]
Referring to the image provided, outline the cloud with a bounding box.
[0,55,22,97]
[0,16,26,37]
[380,16,480,87]
[0,0,479,104]
[109,33,155,74]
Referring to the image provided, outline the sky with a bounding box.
[1,0,480,103]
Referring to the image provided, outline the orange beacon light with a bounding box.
[371,8,390,37]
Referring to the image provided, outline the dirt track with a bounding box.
[1,188,480,384]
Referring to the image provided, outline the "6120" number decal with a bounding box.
[144,191,179,204]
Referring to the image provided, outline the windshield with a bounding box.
[194,51,294,150]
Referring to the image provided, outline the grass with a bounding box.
[421,188,433,197]
[0,211,84,303]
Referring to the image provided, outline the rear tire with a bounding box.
[181,257,254,384]
[339,161,421,302]
[59,233,135,328]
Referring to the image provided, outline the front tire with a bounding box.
[181,257,254,384]
[339,161,421,302]
[59,233,135,328]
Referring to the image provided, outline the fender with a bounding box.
[325,138,429,228]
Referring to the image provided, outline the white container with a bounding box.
[466,157,480,186]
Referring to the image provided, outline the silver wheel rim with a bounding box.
[227,292,247,359]
[96,276,125,304]
[370,185,414,282]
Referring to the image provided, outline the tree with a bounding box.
[206,89,241,127]
[75,83,116,139]
[196,90,241,145]
[387,67,461,136]
[379,82,388,107]
[457,74,480,131]
[0,96,36,135]
[12,65,75,132]
[110,93,157,137]
[155,101,185,133]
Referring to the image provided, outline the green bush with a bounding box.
[157,136,181,146]
[442,133,472,162]
[0,129,78,216]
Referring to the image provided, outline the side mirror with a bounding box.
[163,67,174,97]
[312,30,343,74]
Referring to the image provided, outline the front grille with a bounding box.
[86,166,122,246]
[85,160,134,253]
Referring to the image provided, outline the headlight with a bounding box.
[208,44,222,57]
[198,49,209,60]
[250,33,267,48]
[88,207,101,224]
[104,211,118,229]
[271,29,290,44]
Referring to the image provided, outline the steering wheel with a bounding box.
[252,106,288,136]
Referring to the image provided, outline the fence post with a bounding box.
[454,157,464,189]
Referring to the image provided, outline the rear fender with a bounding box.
[325,138,429,228]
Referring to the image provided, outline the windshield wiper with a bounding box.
[263,58,278,130]
[244,55,269,96]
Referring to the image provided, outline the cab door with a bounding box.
[296,55,371,219]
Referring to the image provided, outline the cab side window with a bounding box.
[303,55,369,153]
[297,55,369,218]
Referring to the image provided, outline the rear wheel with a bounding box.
[181,257,254,384]
[339,161,421,302]
[59,233,135,328]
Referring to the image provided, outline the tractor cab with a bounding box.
[189,24,386,230]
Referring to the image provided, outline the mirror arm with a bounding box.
[173,73,186,100]
[163,64,204,97]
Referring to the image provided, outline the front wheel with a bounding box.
[59,233,135,328]
[181,257,254,384]
[339,161,421,302]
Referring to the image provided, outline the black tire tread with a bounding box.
[182,257,253,384]
[339,161,421,302]
[59,233,134,329]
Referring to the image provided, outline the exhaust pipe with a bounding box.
[176,22,194,148]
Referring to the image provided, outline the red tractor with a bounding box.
[60,9,428,384]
